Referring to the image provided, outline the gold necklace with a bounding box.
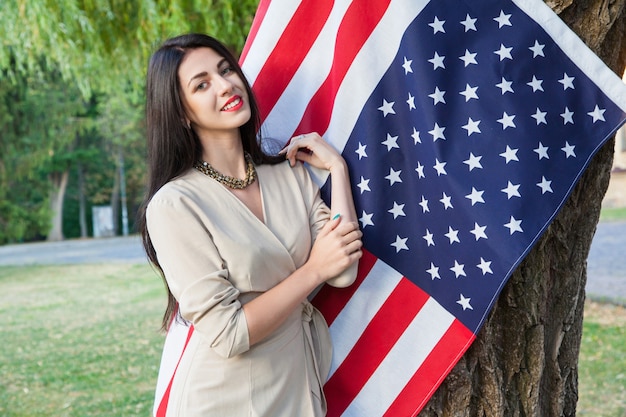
[194,152,257,189]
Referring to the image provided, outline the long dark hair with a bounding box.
[137,33,283,331]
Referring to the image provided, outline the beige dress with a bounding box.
[147,161,354,417]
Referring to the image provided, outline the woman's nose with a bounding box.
[216,75,234,95]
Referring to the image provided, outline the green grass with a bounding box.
[600,207,626,222]
[0,265,624,416]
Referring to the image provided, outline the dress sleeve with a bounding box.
[146,195,250,358]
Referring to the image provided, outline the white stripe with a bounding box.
[342,298,455,416]
[327,259,402,379]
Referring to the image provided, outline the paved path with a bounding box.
[0,222,624,302]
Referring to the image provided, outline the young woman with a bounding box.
[137,33,362,416]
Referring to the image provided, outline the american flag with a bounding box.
[153,0,626,416]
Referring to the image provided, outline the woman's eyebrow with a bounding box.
[187,71,208,87]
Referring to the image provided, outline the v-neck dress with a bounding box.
[146,161,355,417]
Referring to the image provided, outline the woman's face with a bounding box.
[178,47,251,138]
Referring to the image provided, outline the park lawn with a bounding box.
[600,206,626,222]
[0,264,624,416]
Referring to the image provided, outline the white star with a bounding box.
[462,118,482,136]
[558,73,575,90]
[357,176,370,194]
[355,142,367,160]
[426,262,440,279]
[494,10,512,28]
[402,56,413,74]
[457,294,473,310]
[527,75,544,92]
[561,107,574,124]
[440,192,453,209]
[460,14,477,32]
[494,44,513,61]
[465,187,485,206]
[378,99,396,117]
[459,49,478,66]
[587,105,606,123]
[429,86,446,105]
[406,93,416,110]
[388,201,406,219]
[429,16,446,34]
[470,222,488,241]
[385,167,402,185]
[419,195,429,213]
[359,211,374,228]
[500,145,519,163]
[423,230,435,247]
[537,176,553,194]
[391,235,409,253]
[534,142,549,160]
[477,257,493,275]
[459,84,479,101]
[429,123,446,141]
[445,226,460,244]
[411,127,422,144]
[463,152,483,170]
[501,181,521,199]
[450,260,466,277]
[497,112,516,129]
[415,161,425,178]
[496,77,514,95]
[433,159,448,176]
[529,40,545,57]
[381,133,399,151]
[504,216,523,234]
[531,107,547,125]
[561,141,576,158]
[428,52,446,70]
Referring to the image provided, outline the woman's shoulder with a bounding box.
[148,169,203,207]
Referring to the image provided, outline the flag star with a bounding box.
[450,260,466,277]
[504,216,523,234]
[359,210,374,228]
[529,40,545,57]
[494,10,512,28]
[440,192,453,209]
[527,75,544,92]
[402,56,413,74]
[391,235,409,253]
[534,142,549,160]
[355,142,367,160]
[385,167,402,185]
[587,105,606,122]
[460,14,477,31]
[423,230,435,247]
[494,44,513,61]
[470,222,488,241]
[433,159,448,176]
[463,152,483,170]
[561,141,576,158]
[406,93,416,110]
[496,77,514,94]
[419,195,429,213]
[378,99,396,117]
[382,133,399,151]
[415,161,425,178]
[426,262,440,279]
[457,294,473,310]
[388,201,406,219]
[357,176,371,194]
[428,52,445,70]
[477,257,493,275]
[558,73,575,90]
[501,181,521,199]
[531,107,547,125]
[497,112,516,129]
[462,118,482,136]
[500,145,519,163]
[537,176,553,194]
[561,107,574,124]
[465,187,485,206]
[445,226,460,244]
[429,16,446,34]
[459,84,479,101]
[459,49,478,66]
[429,86,446,105]
[429,123,446,141]
[411,127,422,144]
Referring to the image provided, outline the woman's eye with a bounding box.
[195,81,208,91]
[221,66,234,76]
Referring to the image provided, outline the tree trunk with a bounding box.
[420,1,626,416]
[77,162,88,238]
[47,170,69,242]
[110,163,120,236]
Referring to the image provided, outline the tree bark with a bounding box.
[47,170,69,242]
[77,162,88,238]
[420,1,626,416]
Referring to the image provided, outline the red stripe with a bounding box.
[311,249,377,325]
[294,0,391,136]
[384,320,476,417]
[239,0,271,64]
[251,0,334,122]
[323,277,430,417]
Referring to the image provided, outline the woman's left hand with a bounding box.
[279,132,345,172]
